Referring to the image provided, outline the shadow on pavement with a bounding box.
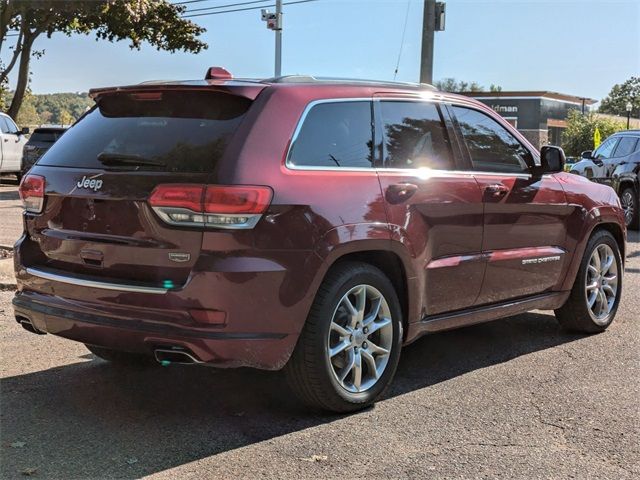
[0,311,584,478]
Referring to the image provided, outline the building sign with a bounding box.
[491,104,518,114]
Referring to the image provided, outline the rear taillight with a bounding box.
[149,184,272,229]
[19,174,45,213]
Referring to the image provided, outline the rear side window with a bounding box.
[287,101,373,168]
[38,91,251,172]
[30,129,65,143]
[613,136,638,157]
[380,100,453,169]
[452,106,532,173]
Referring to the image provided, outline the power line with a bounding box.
[173,0,223,5]
[182,0,271,13]
[394,0,411,80]
[182,0,320,18]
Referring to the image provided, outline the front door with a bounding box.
[376,98,485,316]
[450,105,572,305]
[0,116,22,170]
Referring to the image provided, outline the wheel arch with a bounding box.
[326,250,410,335]
[560,216,626,291]
[594,222,626,262]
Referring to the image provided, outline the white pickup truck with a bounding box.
[0,112,28,180]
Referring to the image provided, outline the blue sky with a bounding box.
[2,0,639,101]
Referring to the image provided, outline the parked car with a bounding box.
[13,68,627,412]
[570,130,640,229]
[0,112,28,180]
[563,156,578,172]
[22,127,67,175]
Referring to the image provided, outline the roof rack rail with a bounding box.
[263,75,437,90]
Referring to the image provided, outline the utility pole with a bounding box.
[275,0,283,77]
[420,1,446,85]
[261,2,283,77]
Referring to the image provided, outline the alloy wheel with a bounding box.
[585,244,619,325]
[620,190,635,227]
[327,284,394,393]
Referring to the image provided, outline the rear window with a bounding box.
[30,129,65,143]
[38,91,251,172]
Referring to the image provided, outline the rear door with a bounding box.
[23,89,253,288]
[450,105,571,305]
[375,98,485,316]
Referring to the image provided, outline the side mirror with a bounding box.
[20,127,29,135]
[540,145,566,174]
[581,150,593,159]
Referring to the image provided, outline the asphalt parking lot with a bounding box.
[0,180,638,479]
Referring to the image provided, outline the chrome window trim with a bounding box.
[26,267,170,294]
[283,163,545,179]
[285,96,452,172]
[284,96,545,178]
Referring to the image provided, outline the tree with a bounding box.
[561,110,625,156]
[0,1,207,119]
[434,78,497,93]
[599,77,640,118]
[15,87,39,124]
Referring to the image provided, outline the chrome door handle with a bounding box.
[386,183,418,204]
[484,184,509,197]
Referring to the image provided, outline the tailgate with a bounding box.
[20,89,254,288]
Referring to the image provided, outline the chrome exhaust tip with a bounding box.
[17,316,46,335]
[154,348,202,365]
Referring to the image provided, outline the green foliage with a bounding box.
[434,78,492,92]
[2,1,207,53]
[1,0,207,119]
[561,110,625,156]
[599,77,640,117]
[3,90,93,126]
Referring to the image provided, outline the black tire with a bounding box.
[285,262,403,413]
[86,344,155,366]
[555,230,623,333]
[620,186,639,230]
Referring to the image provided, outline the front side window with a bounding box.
[287,101,373,168]
[612,136,638,158]
[5,116,18,133]
[452,106,532,173]
[593,137,619,159]
[380,101,453,170]
[0,117,12,134]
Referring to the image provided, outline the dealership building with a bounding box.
[461,91,597,149]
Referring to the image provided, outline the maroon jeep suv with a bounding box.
[14,68,626,412]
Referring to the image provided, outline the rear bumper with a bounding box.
[13,290,297,370]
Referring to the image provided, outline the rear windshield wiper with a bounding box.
[97,152,166,168]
